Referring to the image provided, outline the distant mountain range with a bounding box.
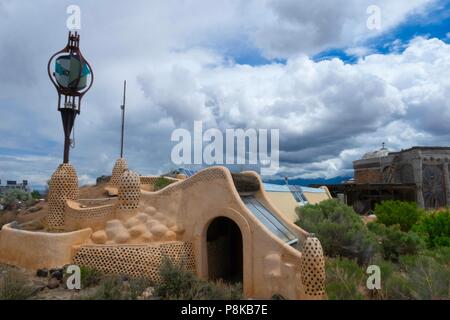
[29,176,353,192]
[263,176,352,187]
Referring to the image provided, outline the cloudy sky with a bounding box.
[1,0,450,187]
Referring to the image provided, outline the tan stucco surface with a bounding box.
[0,224,92,269]
[303,192,331,204]
[265,192,300,223]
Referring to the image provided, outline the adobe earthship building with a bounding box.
[0,161,326,300]
[320,146,450,213]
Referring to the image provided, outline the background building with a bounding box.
[315,146,450,213]
[0,180,31,194]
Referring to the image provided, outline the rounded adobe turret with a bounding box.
[300,236,325,298]
[46,164,79,230]
[118,170,141,211]
[110,158,129,187]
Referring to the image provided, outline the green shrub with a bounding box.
[31,191,41,199]
[2,189,35,209]
[84,276,124,300]
[0,271,36,300]
[371,253,450,300]
[412,210,450,248]
[79,266,103,288]
[422,246,450,265]
[154,177,176,191]
[396,255,450,300]
[325,258,365,300]
[377,271,414,300]
[296,200,378,265]
[82,275,153,300]
[127,277,153,300]
[374,201,424,232]
[155,258,242,300]
[368,222,425,261]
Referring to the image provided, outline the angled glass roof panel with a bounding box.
[241,196,298,245]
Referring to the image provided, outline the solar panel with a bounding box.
[287,185,308,205]
[178,168,198,177]
[241,196,298,246]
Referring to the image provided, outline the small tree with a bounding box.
[31,191,42,199]
[412,210,450,248]
[3,190,29,208]
[296,199,378,265]
[374,201,424,232]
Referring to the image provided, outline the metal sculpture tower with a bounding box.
[48,32,94,163]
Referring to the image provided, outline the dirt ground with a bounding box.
[78,181,110,199]
[0,263,94,300]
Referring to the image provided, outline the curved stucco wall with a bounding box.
[65,200,117,231]
[138,166,325,299]
[0,224,92,269]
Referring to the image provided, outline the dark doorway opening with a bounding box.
[207,217,243,284]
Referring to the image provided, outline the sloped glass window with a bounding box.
[241,196,298,246]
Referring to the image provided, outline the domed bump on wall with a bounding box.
[300,236,326,298]
[144,206,157,216]
[46,164,79,230]
[104,219,130,244]
[129,224,147,238]
[136,212,149,223]
[91,230,108,244]
[146,219,160,229]
[141,232,154,242]
[170,224,185,235]
[110,158,128,187]
[150,224,169,239]
[124,216,141,229]
[264,253,282,278]
[89,207,182,245]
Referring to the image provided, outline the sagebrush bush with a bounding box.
[126,277,154,300]
[79,266,103,288]
[85,276,124,300]
[83,275,153,300]
[296,200,378,265]
[368,222,425,261]
[325,258,365,300]
[325,252,450,300]
[155,258,242,300]
[422,246,450,265]
[412,210,450,248]
[374,201,424,232]
[0,271,36,300]
[396,255,450,300]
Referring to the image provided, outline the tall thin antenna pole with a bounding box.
[120,80,127,158]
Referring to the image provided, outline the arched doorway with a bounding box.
[207,217,243,284]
